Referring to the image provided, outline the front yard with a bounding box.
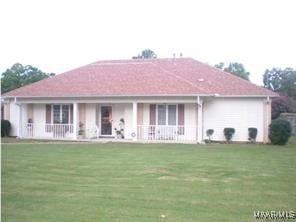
[2,139,296,222]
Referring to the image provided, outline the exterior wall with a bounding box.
[141,103,197,141]
[184,103,197,140]
[32,104,52,138]
[113,104,129,138]
[123,104,132,139]
[85,103,97,138]
[5,97,269,142]
[84,103,133,139]
[143,104,150,125]
[203,98,264,142]
[27,104,34,121]
[9,103,19,136]
[79,103,86,125]
[3,103,10,120]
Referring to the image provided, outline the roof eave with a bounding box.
[2,93,278,99]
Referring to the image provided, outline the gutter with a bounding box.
[3,93,278,99]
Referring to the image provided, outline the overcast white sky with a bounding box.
[0,0,295,85]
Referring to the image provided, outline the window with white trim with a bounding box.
[52,104,71,124]
[157,104,177,126]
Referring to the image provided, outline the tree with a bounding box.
[263,68,296,118]
[214,62,224,69]
[132,49,157,59]
[271,96,290,119]
[263,68,296,98]
[1,63,54,94]
[214,62,250,81]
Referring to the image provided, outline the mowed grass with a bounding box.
[2,138,296,222]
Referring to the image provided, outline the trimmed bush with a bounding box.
[205,129,214,143]
[206,129,214,139]
[248,128,258,142]
[1,119,11,137]
[224,128,235,142]
[269,119,291,145]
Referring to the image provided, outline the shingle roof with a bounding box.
[3,58,276,97]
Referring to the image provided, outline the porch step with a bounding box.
[99,136,115,139]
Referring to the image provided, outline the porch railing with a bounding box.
[137,125,197,141]
[22,123,74,139]
[22,123,197,141]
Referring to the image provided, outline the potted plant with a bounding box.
[114,118,125,139]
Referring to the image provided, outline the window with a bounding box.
[168,105,176,125]
[157,105,166,125]
[62,105,69,123]
[53,105,60,123]
[52,104,71,124]
[157,104,177,126]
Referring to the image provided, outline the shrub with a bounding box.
[224,128,235,142]
[1,119,11,137]
[248,128,258,142]
[205,129,214,143]
[206,129,214,138]
[269,119,292,145]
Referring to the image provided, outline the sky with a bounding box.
[0,0,295,85]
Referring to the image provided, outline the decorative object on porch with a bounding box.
[114,118,125,139]
[205,129,214,143]
[86,126,98,139]
[27,118,34,137]
[78,121,85,139]
[224,128,235,142]
[248,128,258,142]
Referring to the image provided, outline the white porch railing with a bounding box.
[22,123,74,139]
[137,125,197,142]
[22,123,197,141]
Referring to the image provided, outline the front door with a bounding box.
[101,106,112,135]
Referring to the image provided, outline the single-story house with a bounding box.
[2,58,277,143]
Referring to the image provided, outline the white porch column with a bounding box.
[263,97,271,143]
[197,96,203,143]
[17,103,23,138]
[132,102,138,141]
[73,103,78,140]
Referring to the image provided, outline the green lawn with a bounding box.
[2,138,296,222]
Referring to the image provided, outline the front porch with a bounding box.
[21,123,198,142]
[16,98,204,143]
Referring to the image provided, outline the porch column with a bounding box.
[197,96,203,143]
[132,102,138,141]
[263,97,271,143]
[18,103,23,138]
[73,103,78,140]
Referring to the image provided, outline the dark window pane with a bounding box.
[62,105,69,124]
[168,105,176,125]
[53,105,60,123]
[157,105,166,125]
